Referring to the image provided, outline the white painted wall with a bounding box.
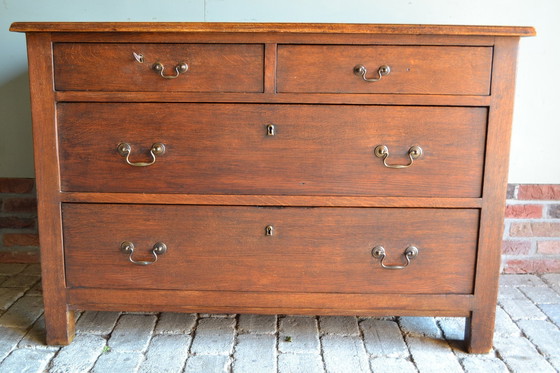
[1,0,557,183]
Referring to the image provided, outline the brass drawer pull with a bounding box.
[120,241,167,266]
[117,142,165,167]
[152,62,189,79]
[374,145,422,169]
[354,64,391,82]
[133,52,188,79]
[371,245,419,270]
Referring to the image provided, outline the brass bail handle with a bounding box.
[152,62,189,79]
[374,145,422,169]
[371,245,419,270]
[120,241,168,266]
[117,143,165,167]
[354,64,391,82]
[133,52,188,79]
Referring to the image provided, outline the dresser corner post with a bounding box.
[44,308,76,346]
[467,36,521,354]
[465,309,496,354]
[25,32,75,345]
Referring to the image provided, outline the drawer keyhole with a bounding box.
[265,225,274,236]
[266,124,276,136]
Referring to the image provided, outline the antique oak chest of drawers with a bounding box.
[11,22,535,352]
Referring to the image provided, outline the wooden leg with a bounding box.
[465,309,496,354]
[44,306,75,345]
[25,32,75,346]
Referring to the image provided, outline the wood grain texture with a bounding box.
[54,91,492,106]
[58,103,487,197]
[13,22,532,350]
[278,45,492,95]
[25,33,75,345]
[466,37,520,354]
[68,288,473,317]
[54,43,264,92]
[49,32,497,47]
[71,304,470,318]
[60,193,483,208]
[63,204,479,294]
[10,22,536,36]
[264,43,277,93]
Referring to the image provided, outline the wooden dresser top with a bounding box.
[10,22,536,36]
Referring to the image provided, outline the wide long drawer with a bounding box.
[58,103,487,197]
[63,204,479,294]
[53,43,264,92]
[277,45,493,95]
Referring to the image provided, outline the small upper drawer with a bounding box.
[53,43,264,92]
[277,45,493,95]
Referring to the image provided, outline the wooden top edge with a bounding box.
[9,22,536,36]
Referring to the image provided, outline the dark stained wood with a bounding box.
[71,304,471,318]
[54,91,492,106]
[58,104,487,197]
[49,32,498,47]
[63,204,479,294]
[25,33,75,345]
[54,43,264,92]
[60,193,483,208]
[278,45,492,95]
[68,289,473,316]
[466,37,520,354]
[13,22,533,350]
[10,22,536,36]
[264,43,277,93]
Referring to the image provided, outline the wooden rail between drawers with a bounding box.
[55,92,493,106]
[61,193,483,208]
[68,289,474,317]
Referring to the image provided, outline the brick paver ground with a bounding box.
[0,263,558,372]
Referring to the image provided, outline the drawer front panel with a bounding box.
[63,204,479,294]
[58,103,487,197]
[53,43,264,92]
[277,45,492,95]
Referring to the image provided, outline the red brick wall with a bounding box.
[0,178,39,263]
[1,178,559,272]
[502,184,560,273]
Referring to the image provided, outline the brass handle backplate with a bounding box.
[120,241,167,266]
[374,145,422,169]
[371,245,419,270]
[354,64,391,82]
[117,142,165,167]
